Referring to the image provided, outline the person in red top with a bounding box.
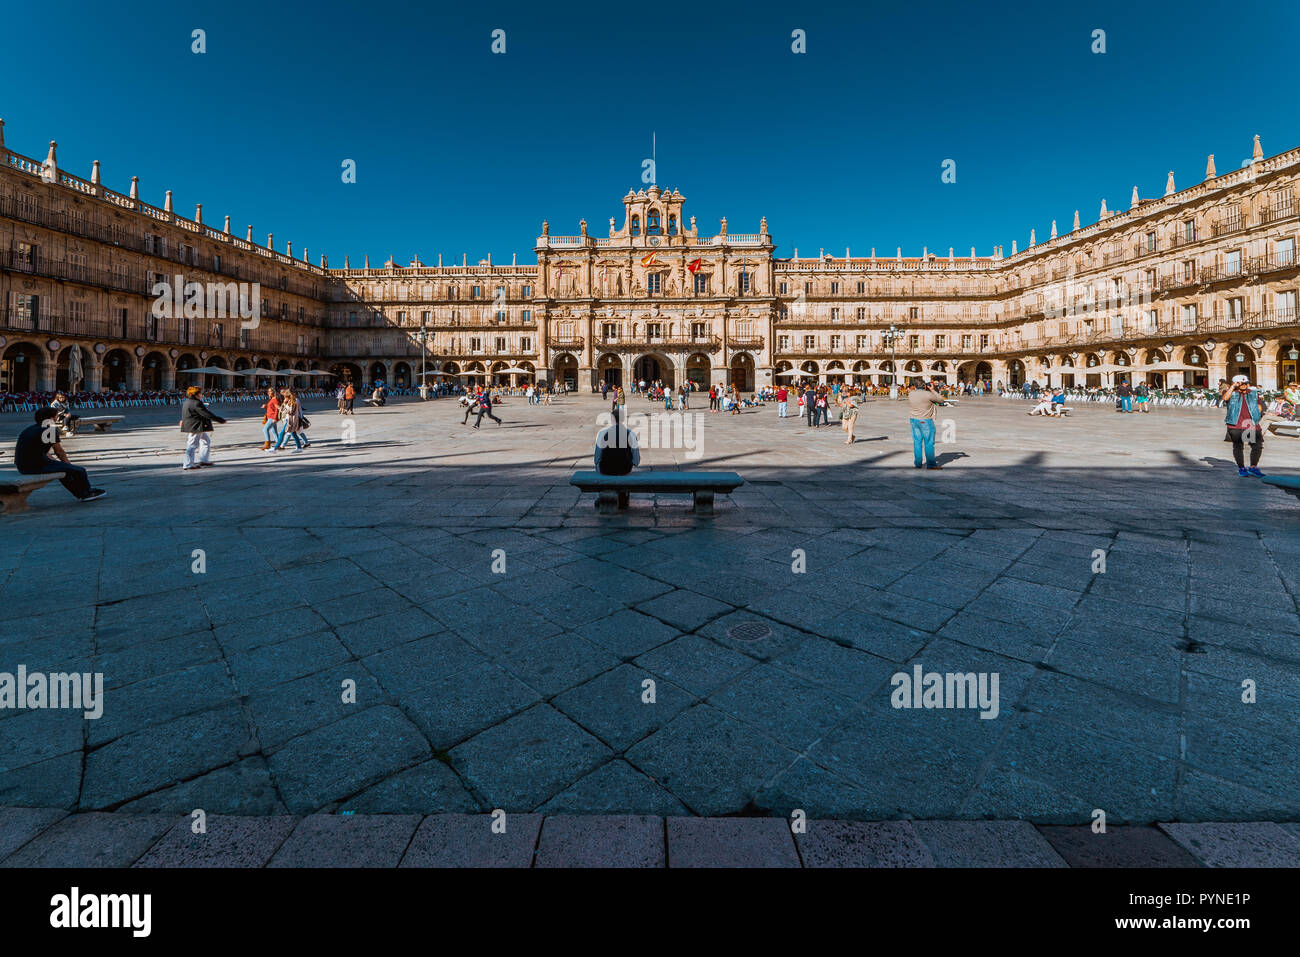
[260,387,281,451]
[777,386,789,418]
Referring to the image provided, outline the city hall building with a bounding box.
[3,120,1299,396]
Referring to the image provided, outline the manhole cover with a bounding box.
[728,622,772,642]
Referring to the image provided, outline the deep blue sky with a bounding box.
[5,0,1297,266]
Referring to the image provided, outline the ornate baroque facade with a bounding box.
[3,122,1299,395]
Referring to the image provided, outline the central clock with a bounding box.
[648,236,661,246]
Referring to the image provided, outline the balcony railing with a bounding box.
[595,334,722,350]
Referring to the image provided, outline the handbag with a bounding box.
[299,415,311,430]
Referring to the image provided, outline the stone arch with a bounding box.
[596,352,623,388]
[141,351,169,390]
[728,352,755,391]
[0,340,43,392]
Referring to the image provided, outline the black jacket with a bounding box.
[180,397,226,433]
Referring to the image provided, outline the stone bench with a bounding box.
[1262,476,1300,501]
[571,470,744,515]
[1268,421,1300,438]
[0,472,59,514]
[65,415,125,434]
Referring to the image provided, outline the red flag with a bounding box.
[687,258,702,273]
[640,252,658,268]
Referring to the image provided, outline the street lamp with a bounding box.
[414,319,430,397]
[884,323,902,398]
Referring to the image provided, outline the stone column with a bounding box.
[162,362,176,390]
[127,358,142,391]
[1256,340,1279,390]
[38,347,58,392]
[86,355,103,393]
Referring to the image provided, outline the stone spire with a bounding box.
[303,247,308,262]
[164,190,173,214]
[195,204,203,225]
[246,224,253,241]
[364,254,370,268]
[1253,134,1263,161]
[1073,210,1080,231]
[969,246,975,258]
[267,233,274,250]
[1029,229,1035,246]
[321,253,328,268]
[1205,154,1216,180]
[948,247,954,261]
[1011,240,1018,255]
[286,240,293,258]
[42,141,58,183]
[344,255,350,269]
[896,247,902,261]
[1099,198,1108,219]
[1165,171,1175,196]
[130,176,139,203]
[0,119,5,149]
[224,214,231,234]
[90,160,101,194]
[1050,220,1057,239]
[1130,185,1140,209]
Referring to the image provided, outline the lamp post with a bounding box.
[884,323,902,398]
[414,319,430,397]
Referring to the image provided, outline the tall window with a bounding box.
[1277,238,1296,267]
[1182,304,1197,327]
[738,271,751,294]
[647,273,662,294]
[694,273,709,294]
[1225,250,1242,276]
[1277,290,1297,321]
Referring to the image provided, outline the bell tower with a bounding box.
[616,185,690,244]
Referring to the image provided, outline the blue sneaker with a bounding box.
[1238,467,1251,477]
[1248,467,1266,477]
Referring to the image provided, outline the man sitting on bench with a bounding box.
[14,407,107,502]
[594,408,641,509]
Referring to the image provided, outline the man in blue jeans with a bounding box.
[14,407,107,502]
[907,378,947,470]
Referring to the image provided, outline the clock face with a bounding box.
[648,235,661,246]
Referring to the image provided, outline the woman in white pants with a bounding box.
[180,386,226,470]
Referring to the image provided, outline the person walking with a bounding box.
[840,393,859,444]
[273,389,307,452]
[335,382,346,415]
[907,377,946,470]
[1221,375,1267,477]
[181,386,226,470]
[1117,379,1134,413]
[474,389,502,428]
[1134,381,1151,413]
[13,407,106,501]
[777,385,789,418]
[343,381,356,415]
[260,386,281,451]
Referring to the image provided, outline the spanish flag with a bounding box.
[687,258,702,273]
[640,252,658,267]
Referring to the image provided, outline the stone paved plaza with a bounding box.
[1,393,1299,824]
